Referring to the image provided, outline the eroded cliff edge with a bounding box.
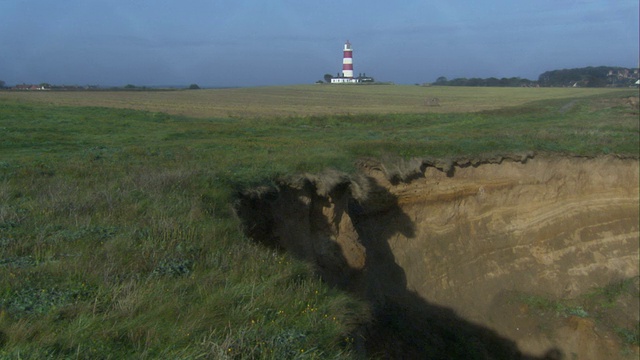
[236,155,639,358]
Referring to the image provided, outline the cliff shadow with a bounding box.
[235,175,562,359]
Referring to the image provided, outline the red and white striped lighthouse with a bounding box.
[342,40,353,78]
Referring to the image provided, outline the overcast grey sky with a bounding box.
[1,0,638,87]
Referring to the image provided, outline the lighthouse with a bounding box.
[342,40,354,78]
[329,40,372,83]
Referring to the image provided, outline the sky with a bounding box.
[1,0,638,87]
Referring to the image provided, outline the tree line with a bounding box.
[537,66,638,87]
[433,66,639,87]
[433,76,535,87]
[0,81,202,91]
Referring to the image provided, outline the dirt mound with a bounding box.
[236,155,639,359]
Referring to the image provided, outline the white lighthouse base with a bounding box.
[330,77,360,84]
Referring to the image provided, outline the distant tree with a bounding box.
[466,78,482,86]
[486,77,500,87]
[324,73,333,83]
[536,66,626,87]
[432,75,539,87]
[124,84,136,89]
[435,76,448,84]
[0,80,5,88]
[450,78,468,86]
[188,84,200,89]
[584,75,607,88]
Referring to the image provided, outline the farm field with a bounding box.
[0,85,630,118]
[0,86,638,358]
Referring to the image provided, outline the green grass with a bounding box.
[0,88,638,358]
[513,277,640,348]
[0,85,631,118]
[516,293,590,318]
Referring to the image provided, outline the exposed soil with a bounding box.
[236,155,639,359]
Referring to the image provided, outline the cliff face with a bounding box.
[236,156,639,359]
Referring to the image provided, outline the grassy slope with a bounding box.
[0,87,638,358]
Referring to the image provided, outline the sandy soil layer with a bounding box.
[237,155,639,359]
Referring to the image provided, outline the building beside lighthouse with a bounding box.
[330,40,374,84]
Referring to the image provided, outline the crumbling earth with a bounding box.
[236,155,639,359]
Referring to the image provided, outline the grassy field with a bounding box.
[0,86,638,358]
[0,85,631,118]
